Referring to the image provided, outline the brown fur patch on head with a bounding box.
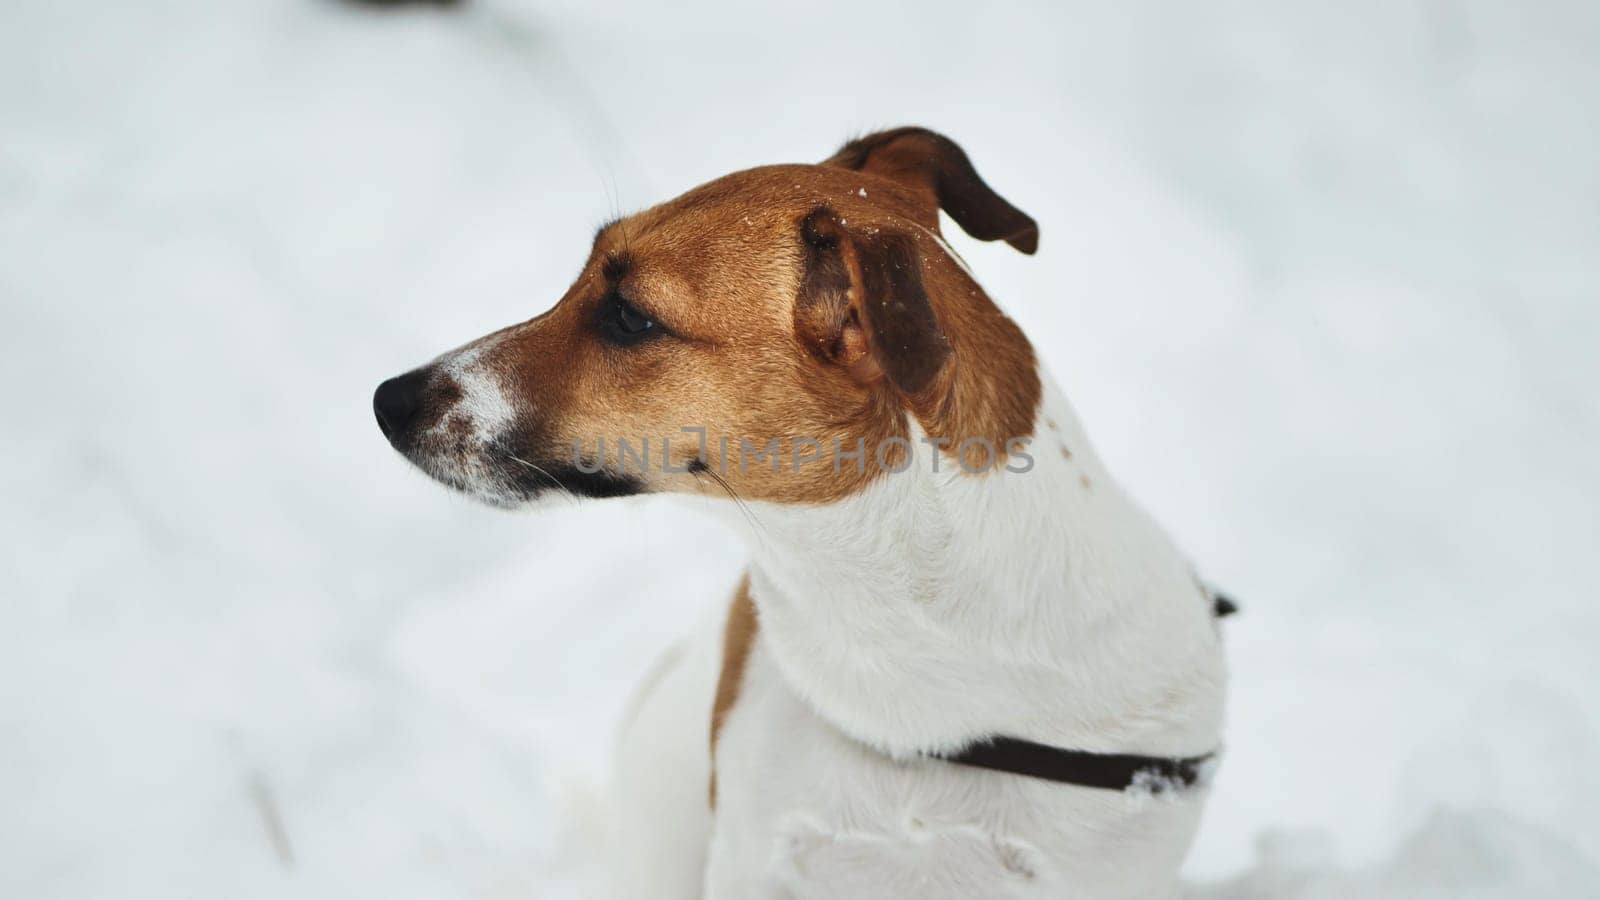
[448,128,1041,504]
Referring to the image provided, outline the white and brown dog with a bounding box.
[375,128,1228,899]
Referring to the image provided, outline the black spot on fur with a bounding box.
[601,252,632,283]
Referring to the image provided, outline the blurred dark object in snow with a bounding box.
[336,0,464,9]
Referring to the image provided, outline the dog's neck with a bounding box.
[716,374,1226,759]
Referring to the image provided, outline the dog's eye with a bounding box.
[599,295,658,345]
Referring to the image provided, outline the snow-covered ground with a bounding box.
[3,0,1597,896]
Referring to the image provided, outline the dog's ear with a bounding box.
[794,206,951,396]
[825,127,1038,255]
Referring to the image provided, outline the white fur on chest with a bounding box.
[721,380,1225,759]
[699,375,1226,898]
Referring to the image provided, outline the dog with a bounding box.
[374,127,1228,899]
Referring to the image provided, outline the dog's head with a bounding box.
[374,127,1042,508]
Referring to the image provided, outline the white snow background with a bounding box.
[3,0,1598,897]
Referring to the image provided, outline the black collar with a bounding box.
[922,590,1232,791]
[929,737,1216,793]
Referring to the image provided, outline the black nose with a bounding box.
[373,369,429,442]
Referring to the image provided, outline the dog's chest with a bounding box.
[706,644,1201,900]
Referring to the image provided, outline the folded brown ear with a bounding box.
[795,207,951,396]
[825,127,1039,255]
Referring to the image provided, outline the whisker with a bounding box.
[697,463,769,547]
[504,452,578,506]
